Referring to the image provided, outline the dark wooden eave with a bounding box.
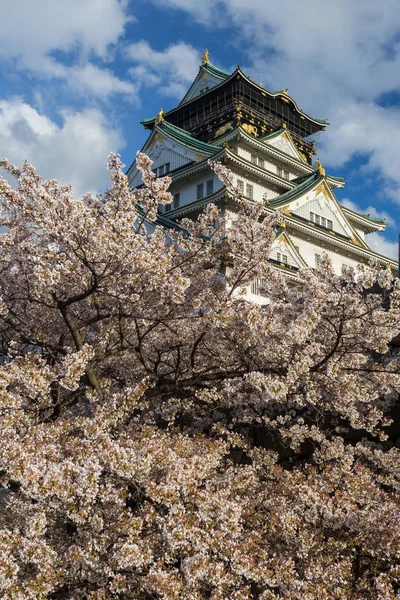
[142,68,326,162]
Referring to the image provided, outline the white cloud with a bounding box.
[0,0,134,99]
[367,232,398,261]
[43,62,137,99]
[0,98,124,195]
[125,41,201,99]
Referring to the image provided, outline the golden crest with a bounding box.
[281,207,292,216]
[201,48,210,66]
[154,108,165,126]
[315,159,326,177]
[315,181,329,198]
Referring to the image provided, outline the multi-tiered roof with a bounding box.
[128,50,397,277]
[140,50,329,165]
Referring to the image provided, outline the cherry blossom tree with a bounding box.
[1,152,400,599]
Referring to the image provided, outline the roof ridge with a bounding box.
[156,120,221,154]
[259,128,286,141]
[269,171,321,207]
[141,68,328,129]
[202,61,230,79]
[341,205,386,224]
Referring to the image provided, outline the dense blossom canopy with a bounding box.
[1,152,400,599]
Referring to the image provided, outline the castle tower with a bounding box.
[127,51,397,297]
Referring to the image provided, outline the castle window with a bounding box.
[197,183,204,200]
[310,211,334,231]
[173,193,180,209]
[156,162,170,177]
[206,179,214,196]
[237,179,244,193]
[251,278,267,296]
[258,158,265,169]
[315,253,321,267]
[251,154,258,165]
[165,203,171,212]
[246,183,253,199]
[284,170,289,180]
[277,252,288,264]
[277,167,283,177]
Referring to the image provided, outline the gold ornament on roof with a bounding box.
[214,122,233,138]
[201,48,210,66]
[259,82,263,87]
[315,159,326,177]
[242,122,258,137]
[155,108,165,126]
[281,207,292,216]
[350,236,362,247]
[282,89,289,94]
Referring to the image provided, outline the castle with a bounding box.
[127,50,397,298]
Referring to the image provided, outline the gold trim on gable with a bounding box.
[147,132,167,151]
[315,181,329,198]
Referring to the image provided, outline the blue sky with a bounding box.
[1,0,400,259]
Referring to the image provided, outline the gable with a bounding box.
[270,232,306,270]
[263,131,306,163]
[288,180,359,242]
[128,132,195,187]
[180,71,223,104]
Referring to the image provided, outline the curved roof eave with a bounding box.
[155,120,221,154]
[141,67,328,130]
[341,206,386,230]
[235,67,328,126]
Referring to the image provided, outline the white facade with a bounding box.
[128,60,398,290]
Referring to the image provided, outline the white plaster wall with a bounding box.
[270,239,299,268]
[354,227,365,240]
[290,233,365,274]
[236,146,292,181]
[267,136,298,160]
[169,172,223,208]
[184,73,222,103]
[293,197,347,236]
[129,144,193,188]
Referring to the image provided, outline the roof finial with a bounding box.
[315,159,326,177]
[282,89,289,95]
[155,108,165,126]
[282,122,287,129]
[201,48,210,66]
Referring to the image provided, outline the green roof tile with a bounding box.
[341,205,386,225]
[202,62,230,80]
[269,171,322,207]
[155,120,221,155]
[259,129,286,142]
